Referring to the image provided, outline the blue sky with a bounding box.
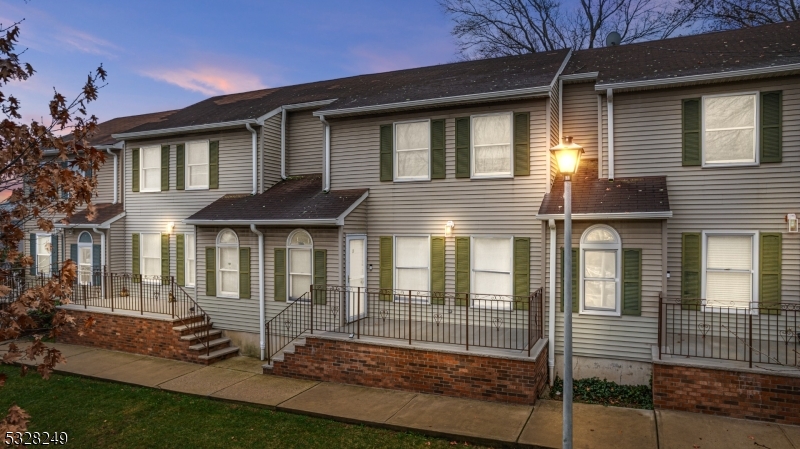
[2,0,457,123]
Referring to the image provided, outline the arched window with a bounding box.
[77,232,93,285]
[580,225,622,316]
[287,229,313,300]
[216,229,239,298]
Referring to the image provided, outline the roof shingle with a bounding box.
[60,203,125,226]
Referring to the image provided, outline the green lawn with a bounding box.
[0,366,479,449]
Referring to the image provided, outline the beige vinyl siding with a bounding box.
[262,113,282,190]
[562,81,599,160]
[601,94,609,178]
[123,129,257,283]
[92,148,122,205]
[545,220,663,362]
[286,110,323,176]
[342,202,367,235]
[329,98,548,297]
[605,75,800,302]
[107,218,126,273]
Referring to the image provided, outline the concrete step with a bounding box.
[179,328,223,342]
[172,321,213,335]
[197,346,239,362]
[188,337,230,352]
[261,337,306,371]
[172,314,206,326]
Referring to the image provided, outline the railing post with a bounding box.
[658,292,663,360]
[748,311,753,368]
[110,273,115,312]
[408,290,412,345]
[310,285,314,335]
[357,287,361,339]
[267,322,271,363]
[171,276,175,319]
[465,293,469,351]
[139,275,144,315]
[528,294,532,358]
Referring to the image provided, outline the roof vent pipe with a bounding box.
[319,115,331,193]
[245,123,258,195]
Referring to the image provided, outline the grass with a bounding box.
[549,376,653,410]
[0,365,483,449]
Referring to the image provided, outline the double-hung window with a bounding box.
[287,230,313,301]
[36,234,52,275]
[140,233,161,278]
[394,236,430,295]
[186,141,209,189]
[471,237,513,308]
[140,146,162,192]
[580,225,621,316]
[703,232,757,310]
[185,233,196,287]
[395,121,430,181]
[472,112,513,178]
[217,229,239,298]
[703,93,757,166]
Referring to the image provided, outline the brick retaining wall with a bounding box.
[653,362,800,425]
[266,336,548,405]
[56,309,197,363]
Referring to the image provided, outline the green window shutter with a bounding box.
[209,141,220,189]
[176,234,185,286]
[681,233,701,310]
[682,98,701,166]
[622,248,642,316]
[239,247,251,299]
[51,235,59,274]
[455,236,470,306]
[380,125,393,182]
[92,244,102,285]
[430,237,445,305]
[29,234,36,275]
[379,236,393,301]
[513,237,531,310]
[131,148,140,192]
[85,165,93,180]
[513,112,530,176]
[313,249,327,305]
[161,233,170,285]
[431,120,446,179]
[759,233,782,315]
[132,234,141,282]
[160,144,170,191]
[176,143,186,190]
[70,244,78,267]
[455,117,470,178]
[205,247,216,296]
[760,91,782,163]
[274,248,286,302]
[560,247,578,313]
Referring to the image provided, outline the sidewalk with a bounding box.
[3,341,800,448]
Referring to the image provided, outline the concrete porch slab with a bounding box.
[47,342,99,358]
[781,424,800,447]
[657,409,796,449]
[158,366,255,396]
[211,356,264,374]
[56,349,144,376]
[278,382,416,425]
[518,400,656,449]
[98,357,202,387]
[211,375,318,407]
[386,393,532,444]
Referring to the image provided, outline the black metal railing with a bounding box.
[265,285,543,363]
[659,296,800,368]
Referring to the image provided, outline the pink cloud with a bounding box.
[143,66,267,96]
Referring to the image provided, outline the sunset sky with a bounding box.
[2,0,456,124]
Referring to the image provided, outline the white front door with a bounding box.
[346,235,367,322]
[78,245,92,285]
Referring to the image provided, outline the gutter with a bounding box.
[536,211,673,220]
[250,224,265,361]
[245,124,258,195]
[55,212,127,229]
[105,148,118,204]
[319,115,331,192]
[183,218,341,226]
[559,72,598,82]
[113,119,257,139]
[595,62,800,92]
[548,219,556,385]
[606,89,614,180]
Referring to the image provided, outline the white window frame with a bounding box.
[579,224,622,317]
[470,111,514,179]
[140,145,162,192]
[701,230,759,314]
[77,231,93,286]
[701,92,759,168]
[287,229,314,302]
[216,229,239,299]
[185,233,196,287]
[185,140,210,190]
[140,233,161,282]
[35,233,52,276]
[393,234,431,302]
[393,119,431,182]
[470,235,514,309]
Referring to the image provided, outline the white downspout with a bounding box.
[105,148,118,204]
[606,88,615,180]
[280,108,287,180]
[245,123,258,195]
[548,219,557,385]
[250,224,265,360]
[319,115,331,192]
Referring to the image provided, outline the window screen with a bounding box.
[703,94,756,164]
[395,121,430,180]
[472,237,513,300]
[706,234,753,308]
[141,234,161,277]
[141,147,161,191]
[187,141,209,189]
[472,114,512,176]
[395,236,429,293]
[36,235,51,275]
[583,250,616,310]
[185,234,196,286]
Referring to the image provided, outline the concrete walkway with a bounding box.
[3,342,799,448]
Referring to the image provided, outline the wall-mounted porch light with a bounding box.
[445,221,455,237]
[166,222,175,234]
[787,214,798,233]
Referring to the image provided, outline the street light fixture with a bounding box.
[550,135,583,449]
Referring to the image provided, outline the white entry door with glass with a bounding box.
[346,235,367,322]
[77,232,93,285]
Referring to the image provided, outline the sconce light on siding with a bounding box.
[166,222,175,234]
[445,221,455,237]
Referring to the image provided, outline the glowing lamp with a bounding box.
[550,136,584,176]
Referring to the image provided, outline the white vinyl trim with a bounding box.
[701,91,760,168]
[394,119,432,182]
[578,224,622,317]
[185,140,210,190]
[470,111,514,179]
[216,229,240,299]
[701,230,760,314]
[536,211,673,220]
[114,119,257,139]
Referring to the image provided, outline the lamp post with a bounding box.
[550,136,583,449]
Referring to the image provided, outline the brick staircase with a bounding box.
[261,335,306,372]
[172,315,240,364]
